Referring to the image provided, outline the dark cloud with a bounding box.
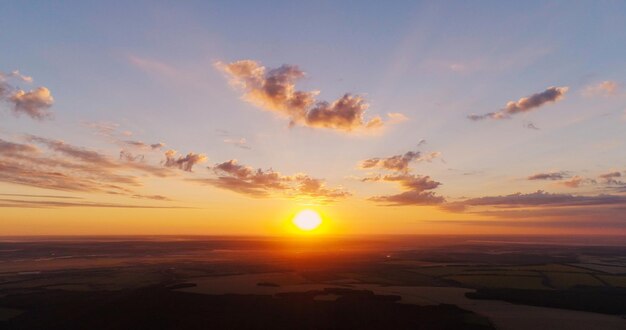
[163,149,207,172]
[527,172,566,181]
[468,86,568,121]
[191,159,350,202]
[217,60,391,132]
[360,151,441,173]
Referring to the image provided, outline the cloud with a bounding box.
[599,171,623,185]
[163,149,207,172]
[527,172,566,181]
[443,190,626,212]
[82,121,120,137]
[119,150,145,162]
[223,137,251,150]
[524,122,540,130]
[369,190,445,206]
[560,175,590,188]
[0,71,54,120]
[191,159,350,202]
[387,112,409,124]
[0,136,172,196]
[468,86,568,121]
[441,190,626,227]
[0,198,184,209]
[26,135,115,166]
[216,60,395,132]
[359,147,445,206]
[6,70,33,83]
[0,193,80,199]
[360,150,442,173]
[123,140,165,150]
[366,174,445,206]
[583,81,618,97]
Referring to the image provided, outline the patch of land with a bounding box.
[1,236,625,329]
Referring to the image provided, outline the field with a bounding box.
[1,236,625,329]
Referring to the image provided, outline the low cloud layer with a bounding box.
[0,71,54,119]
[468,86,568,121]
[217,60,392,132]
[191,159,350,202]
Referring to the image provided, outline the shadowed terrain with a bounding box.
[1,236,625,329]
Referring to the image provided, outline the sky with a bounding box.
[1,1,626,236]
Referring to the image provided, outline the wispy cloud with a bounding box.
[443,190,626,212]
[468,86,568,121]
[360,150,441,173]
[441,190,626,226]
[527,172,566,181]
[216,60,398,132]
[599,171,623,185]
[0,136,173,197]
[0,198,185,209]
[223,137,251,150]
[582,81,618,97]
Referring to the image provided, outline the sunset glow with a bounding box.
[0,1,625,238]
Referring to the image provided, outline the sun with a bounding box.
[292,210,322,231]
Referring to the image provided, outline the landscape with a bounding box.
[2,1,626,329]
[1,236,626,329]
